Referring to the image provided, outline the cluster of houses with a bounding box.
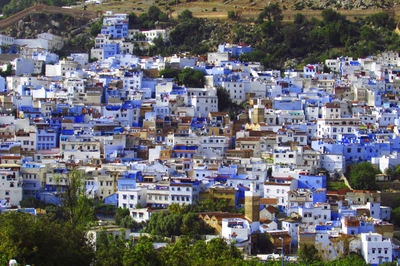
[1,10,400,264]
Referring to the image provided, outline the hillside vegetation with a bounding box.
[1,4,400,70]
[121,6,400,70]
[0,0,78,17]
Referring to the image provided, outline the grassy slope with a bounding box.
[85,0,400,21]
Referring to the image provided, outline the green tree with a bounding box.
[227,10,236,20]
[257,3,283,23]
[216,85,232,112]
[94,229,126,266]
[325,255,368,266]
[384,166,395,181]
[392,195,400,209]
[120,215,140,230]
[57,170,95,229]
[394,164,400,178]
[216,85,242,116]
[256,232,274,254]
[293,13,307,25]
[365,12,395,29]
[348,162,378,190]
[114,207,141,229]
[159,67,180,78]
[89,17,103,37]
[123,236,161,266]
[146,5,168,22]
[175,68,205,87]
[392,207,400,226]
[128,12,139,28]
[298,244,321,265]
[160,237,193,266]
[204,237,243,264]
[178,9,193,21]
[239,50,266,63]
[0,212,94,266]
[147,5,162,21]
[145,211,182,237]
[181,212,200,237]
[115,207,130,225]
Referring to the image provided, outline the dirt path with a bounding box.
[0,3,98,29]
[171,8,394,21]
[341,174,353,190]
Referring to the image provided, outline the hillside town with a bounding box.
[1,10,400,265]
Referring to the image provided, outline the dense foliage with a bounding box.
[131,6,400,69]
[0,63,12,78]
[89,17,103,37]
[216,85,243,113]
[298,244,321,265]
[390,194,400,226]
[159,67,206,87]
[239,8,398,69]
[0,176,391,266]
[175,68,205,87]
[1,0,78,17]
[0,212,94,266]
[348,162,379,190]
[3,3,398,69]
[150,6,399,70]
[0,0,11,14]
[145,201,236,237]
[0,213,390,266]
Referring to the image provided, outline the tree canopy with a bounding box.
[0,210,374,266]
[57,170,95,229]
[348,162,378,190]
[4,4,398,70]
[159,67,180,79]
[0,212,94,266]
[298,244,321,265]
[175,68,205,88]
[1,0,76,17]
[216,85,236,112]
[178,9,194,21]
